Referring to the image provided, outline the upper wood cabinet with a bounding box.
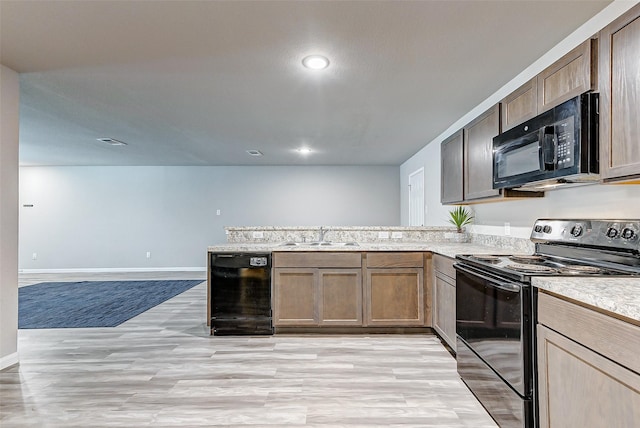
[440,106,543,204]
[501,78,538,132]
[501,38,597,132]
[464,104,501,200]
[538,38,597,112]
[599,3,640,182]
[440,130,464,204]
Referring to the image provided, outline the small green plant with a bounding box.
[448,206,474,233]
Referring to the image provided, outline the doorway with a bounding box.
[408,168,425,226]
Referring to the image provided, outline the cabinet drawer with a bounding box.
[366,252,424,268]
[273,252,362,268]
[538,292,640,374]
[433,254,456,279]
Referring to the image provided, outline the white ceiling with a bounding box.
[1,0,611,166]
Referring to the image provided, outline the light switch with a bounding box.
[391,231,403,239]
[253,231,264,239]
[378,231,390,239]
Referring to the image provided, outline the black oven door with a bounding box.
[455,263,532,397]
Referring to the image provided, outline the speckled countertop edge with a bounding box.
[532,277,640,323]
[225,226,454,231]
[207,242,514,259]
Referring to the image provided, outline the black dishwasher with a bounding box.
[209,252,273,335]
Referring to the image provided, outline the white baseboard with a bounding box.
[0,352,19,370]
[19,267,206,274]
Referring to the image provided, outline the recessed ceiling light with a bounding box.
[97,138,127,146]
[246,150,263,157]
[297,147,312,155]
[302,55,330,70]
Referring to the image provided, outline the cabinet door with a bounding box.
[599,4,640,181]
[501,78,537,132]
[365,268,424,326]
[537,324,640,428]
[440,130,464,204]
[538,39,597,112]
[464,104,501,200]
[433,273,456,351]
[318,269,362,326]
[273,268,318,326]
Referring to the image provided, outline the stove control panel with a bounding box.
[531,219,640,251]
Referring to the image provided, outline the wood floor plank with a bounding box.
[1,271,497,427]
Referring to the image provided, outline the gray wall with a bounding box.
[1,65,20,369]
[401,1,640,237]
[19,165,399,270]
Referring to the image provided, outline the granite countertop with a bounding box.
[207,242,514,259]
[533,277,640,324]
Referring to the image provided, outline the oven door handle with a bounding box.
[454,264,522,293]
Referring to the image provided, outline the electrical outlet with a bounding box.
[252,231,264,239]
[378,231,390,239]
[216,209,221,216]
[504,222,511,236]
[146,251,151,259]
[391,231,403,239]
[32,252,37,260]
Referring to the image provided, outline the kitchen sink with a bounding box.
[279,241,359,247]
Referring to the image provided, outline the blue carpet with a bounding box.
[18,280,202,329]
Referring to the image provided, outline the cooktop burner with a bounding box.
[472,255,502,263]
[559,265,605,274]
[507,263,558,273]
[509,255,545,264]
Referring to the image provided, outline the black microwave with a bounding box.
[493,93,599,191]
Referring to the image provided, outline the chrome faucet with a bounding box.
[318,226,330,242]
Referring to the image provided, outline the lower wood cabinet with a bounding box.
[364,252,425,326]
[364,268,424,326]
[537,292,640,428]
[273,251,429,329]
[319,269,362,325]
[432,254,456,351]
[273,268,318,325]
[273,252,362,327]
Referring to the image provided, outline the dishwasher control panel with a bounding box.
[250,257,269,267]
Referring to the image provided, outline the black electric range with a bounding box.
[454,219,640,428]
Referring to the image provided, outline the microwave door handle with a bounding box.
[541,126,556,171]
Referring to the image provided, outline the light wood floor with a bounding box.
[2,272,497,427]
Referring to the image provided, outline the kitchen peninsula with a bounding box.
[208,225,640,331]
[208,226,526,341]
